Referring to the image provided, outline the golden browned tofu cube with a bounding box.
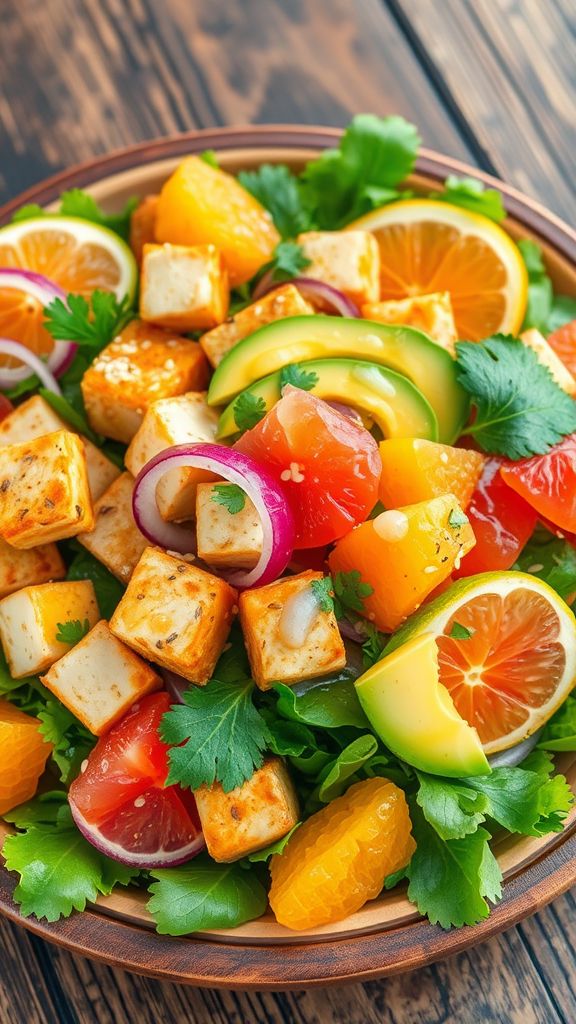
[130,194,159,264]
[81,319,210,444]
[78,472,148,583]
[195,482,262,570]
[298,230,380,306]
[0,580,99,678]
[0,394,120,501]
[362,292,458,353]
[0,431,94,549]
[109,547,237,684]
[0,537,65,599]
[194,759,299,862]
[41,620,162,735]
[125,392,219,521]
[140,242,229,331]
[239,570,346,690]
[520,328,576,395]
[199,284,315,368]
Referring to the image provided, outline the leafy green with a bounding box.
[316,735,378,802]
[309,577,334,613]
[267,240,311,281]
[518,240,576,334]
[456,334,576,458]
[279,363,319,392]
[464,753,573,835]
[66,547,125,619]
[210,483,246,515]
[11,189,138,241]
[515,529,576,603]
[238,164,311,238]
[274,676,368,730]
[332,570,374,618]
[547,294,576,334]
[44,291,134,349]
[233,391,267,432]
[359,622,387,668]
[448,622,475,640]
[11,204,45,223]
[416,773,489,840]
[3,791,68,829]
[0,648,48,717]
[539,695,576,751]
[435,176,506,222]
[37,700,95,784]
[265,718,316,756]
[247,825,300,862]
[200,149,219,169]
[147,858,267,935]
[160,678,271,793]
[55,619,90,645]
[38,387,101,446]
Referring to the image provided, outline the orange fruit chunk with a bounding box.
[548,319,576,376]
[379,438,485,509]
[129,195,159,264]
[0,699,52,814]
[269,777,414,930]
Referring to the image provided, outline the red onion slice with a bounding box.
[252,274,361,317]
[0,339,62,395]
[0,268,77,383]
[161,668,189,704]
[132,443,295,589]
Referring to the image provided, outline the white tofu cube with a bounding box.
[362,291,458,353]
[109,546,237,684]
[195,482,262,570]
[0,430,94,549]
[41,620,162,735]
[298,230,380,306]
[194,758,300,862]
[239,570,346,690]
[520,328,576,395]
[81,319,210,444]
[125,392,220,521]
[78,472,148,583]
[0,395,120,501]
[0,537,65,599]
[140,243,229,331]
[0,580,99,678]
[199,284,315,368]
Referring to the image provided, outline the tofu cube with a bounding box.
[129,194,159,264]
[520,328,576,396]
[41,620,162,735]
[0,537,65,599]
[110,547,237,684]
[0,580,99,678]
[81,319,210,444]
[362,292,458,354]
[125,392,220,521]
[0,395,120,501]
[199,284,315,368]
[239,570,346,690]
[195,482,262,570]
[297,230,380,306]
[78,472,148,583]
[194,758,299,862]
[140,242,229,331]
[0,430,94,549]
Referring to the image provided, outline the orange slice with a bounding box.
[348,199,528,341]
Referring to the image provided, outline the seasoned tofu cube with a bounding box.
[130,194,159,264]
[140,242,229,331]
[41,620,162,735]
[125,392,219,521]
[520,328,576,395]
[196,482,263,570]
[194,758,299,862]
[0,580,99,678]
[0,395,120,501]
[297,230,380,306]
[78,472,148,583]
[0,537,65,599]
[199,284,315,368]
[81,319,210,444]
[110,547,237,684]
[0,430,94,549]
[362,292,458,354]
[239,570,346,690]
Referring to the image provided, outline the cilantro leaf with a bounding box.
[539,695,576,751]
[332,569,374,618]
[464,754,573,836]
[238,164,310,238]
[518,239,553,332]
[55,618,90,645]
[37,699,95,784]
[247,824,300,862]
[210,483,246,515]
[44,291,134,348]
[448,622,475,640]
[316,735,378,802]
[59,189,138,241]
[147,857,267,935]
[416,773,489,840]
[11,203,45,223]
[66,547,125,619]
[436,176,505,223]
[309,577,335,614]
[456,334,576,459]
[273,677,369,730]
[232,391,267,432]
[280,363,319,392]
[269,240,311,280]
[160,678,271,793]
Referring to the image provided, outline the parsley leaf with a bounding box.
[416,772,489,840]
[436,176,505,223]
[448,622,475,640]
[539,695,576,752]
[238,165,311,238]
[147,857,267,935]
[309,577,335,613]
[66,547,125,619]
[233,391,267,432]
[456,334,576,459]
[44,291,134,348]
[210,483,246,515]
[332,570,374,618]
[160,678,271,793]
[37,700,95,784]
[280,363,319,392]
[55,619,90,645]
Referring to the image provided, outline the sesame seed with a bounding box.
[80,759,89,774]
[134,796,146,808]
[424,565,438,574]
[527,563,544,573]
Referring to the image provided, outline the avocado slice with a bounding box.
[208,316,468,443]
[355,633,489,778]
[217,359,438,441]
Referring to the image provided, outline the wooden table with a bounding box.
[0,0,575,1020]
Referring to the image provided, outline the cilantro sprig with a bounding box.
[12,188,138,242]
[232,392,267,432]
[280,363,319,392]
[435,176,506,222]
[44,290,134,348]
[210,483,246,515]
[55,619,90,645]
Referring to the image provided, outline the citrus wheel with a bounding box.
[348,199,528,340]
[385,572,576,754]
[269,777,415,930]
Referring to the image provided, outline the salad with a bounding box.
[0,114,575,936]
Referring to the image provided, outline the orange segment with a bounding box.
[0,699,52,814]
[548,319,576,376]
[269,777,414,930]
[379,438,485,509]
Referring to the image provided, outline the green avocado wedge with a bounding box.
[207,315,469,443]
[217,358,438,441]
